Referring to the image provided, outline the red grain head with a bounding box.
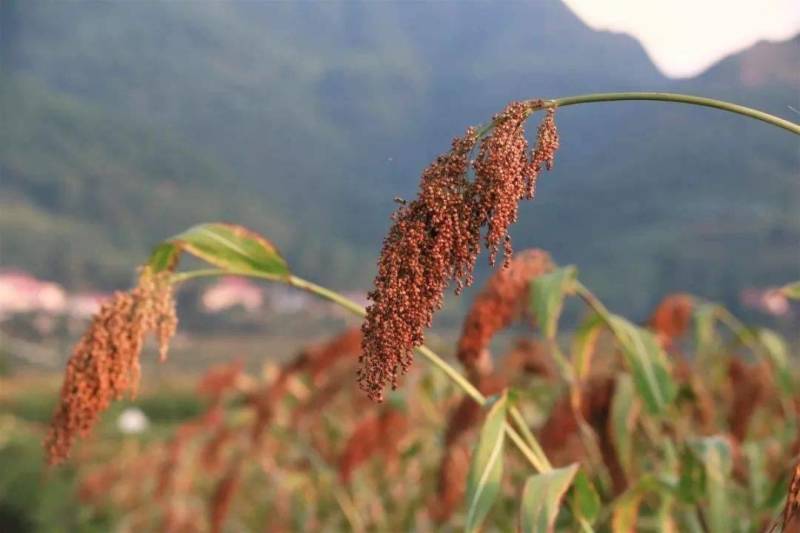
[338,407,408,483]
[429,442,471,523]
[500,338,557,380]
[209,459,242,533]
[197,360,245,401]
[457,250,552,379]
[727,357,769,441]
[648,293,693,348]
[45,268,177,465]
[359,104,559,401]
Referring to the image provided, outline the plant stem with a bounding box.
[542,92,800,134]
[573,280,613,320]
[171,269,553,472]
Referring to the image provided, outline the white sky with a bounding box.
[562,0,800,78]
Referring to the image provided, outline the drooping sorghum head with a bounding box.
[45,268,177,465]
[338,407,408,483]
[456,249,552,380]
[209,458,242,533]
[647,293,693,349]
[358,128,480,401]
[358,103,559,401]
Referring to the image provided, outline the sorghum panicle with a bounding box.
[472,102,535,264]
[338,408,408,483]
[209,459,242,533]
[727,358,769,442]
[500,338,557,380]
[647,293,693,349]
[45,268,177,465]
[358,128,479,401]
[359,103,560,401]
[456,249,552,380]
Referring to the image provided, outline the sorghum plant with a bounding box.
[44,93,800,531]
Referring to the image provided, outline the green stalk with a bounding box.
[171,269,552,473]
[544,92,800,134]
[473,91,800,141]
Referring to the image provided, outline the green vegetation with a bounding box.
[1,2,797,315]
[0,5,797,528]
[6,215,796,530]
[0,74,297,288]
[0,378,204,531]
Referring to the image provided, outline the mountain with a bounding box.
[509,36,799,314]
[0,73,301,288]
[1,0,797,316]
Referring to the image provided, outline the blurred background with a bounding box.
[0,1,798,529]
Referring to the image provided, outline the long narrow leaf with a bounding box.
[571,470,601,527]
[692,303,720,356]
[611,476,659,533]
[146,222,290,277]
[756,328,794,396]
[695,437,733,531]
[779,281,800,300]
[610,373,639,479]
[530,266,578,339]
[607,315,676,415]
[464,392,508,532]
[690,437,733,532]
[571,313,604,382]
[520,464,579,533]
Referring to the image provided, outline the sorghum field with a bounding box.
[2,96,799,532]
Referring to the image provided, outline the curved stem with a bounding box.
[542,92,800,134]
[171,269,552,472]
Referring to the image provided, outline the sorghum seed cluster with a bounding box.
[359,103,560,401]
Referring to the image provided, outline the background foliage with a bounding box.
[1,0,798,315]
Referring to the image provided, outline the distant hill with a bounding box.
[0,74,296,288]
[1,0,797,316]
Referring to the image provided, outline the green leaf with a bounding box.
[743,442,767,509]
[148,242,181,273]
[779,281,800,300]
[693,303,719,356]
[607,315,676,415]
[611,488,645,533]
[519,464,579,533]
[677,446,705,504]
[571,313,605,382]
[530,266,578,340]
[690,436,733,532]
[571,470,601,526]
[464,391,507,533]
[610,373,639,479]
[763,470,793,510]
[756,328,793,396]
[655,493,678,533]
[147,222,290,277]
[611,476,658,533]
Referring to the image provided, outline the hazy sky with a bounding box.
[562,0,800,78]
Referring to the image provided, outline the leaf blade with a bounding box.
[464,392,508,533]
[519,463,579,533]
[779,281,800,300]
[571,313,605,382]
[610,373,639,479]
[530,266,577,340]
[607,315,676,415]
[571,469,601,527]
[146,222,290,277]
